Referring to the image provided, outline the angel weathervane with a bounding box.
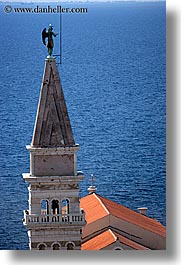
[42,24,58,57]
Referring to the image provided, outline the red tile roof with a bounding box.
[80,193,166,237]
[97,194,166,237]
[81,229,150,250]
[114,232,149,250]
[81,229,116,250]
[80,193,108,224]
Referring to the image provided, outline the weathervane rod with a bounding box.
[60,10,62,65]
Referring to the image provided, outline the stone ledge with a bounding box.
[26,144,80,155]
[24,221,86,229]
[22,173,84,183]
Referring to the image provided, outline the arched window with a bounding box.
[61,199,69,215]
[51,199,59,214]
[41,200,49,214]
[114,247,123,250]
[37,243,47,250]
[66,242,75,250]
[51,242,61,250]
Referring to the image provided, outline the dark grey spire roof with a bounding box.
[31,58,75,147]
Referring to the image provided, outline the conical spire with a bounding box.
[31,58,75,147]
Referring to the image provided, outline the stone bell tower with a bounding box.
[23,57,86,250]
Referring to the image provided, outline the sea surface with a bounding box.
[0,2,166,249]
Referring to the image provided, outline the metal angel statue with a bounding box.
[42,24,58,56]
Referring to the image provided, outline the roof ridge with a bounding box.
[112,231,150,250]
[81,229,116,250]
[96,194,163,223]
[95,194,166,237]
[108,229,117,241]
[93,193,110,215]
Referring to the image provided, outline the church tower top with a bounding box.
[23,57,85,250]
[31,57,75,147]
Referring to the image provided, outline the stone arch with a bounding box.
[37,242,47,250]
[61,198,70,215]
[51,242,61,250]
[41,199,49,214]
[65,241,75,250]
[113,247,123,250]
[51,198,60,214]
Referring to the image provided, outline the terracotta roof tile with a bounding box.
[96,194,166,237]
[80,193,108,224]
[113,232,149,250]
[81,229,116,250]
[80,194,166,237]
[81,229,149,250]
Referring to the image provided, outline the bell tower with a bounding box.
[23,57,86,250]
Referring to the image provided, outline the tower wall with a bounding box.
[23,58,86,250]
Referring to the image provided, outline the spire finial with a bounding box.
[91,174,95,186]
[42,24,58,57]
[88,174,97,194]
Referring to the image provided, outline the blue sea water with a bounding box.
[0,2,166,249]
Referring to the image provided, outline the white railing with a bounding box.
[23,211,85,225]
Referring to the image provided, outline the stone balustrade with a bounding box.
[23,211,85,225]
